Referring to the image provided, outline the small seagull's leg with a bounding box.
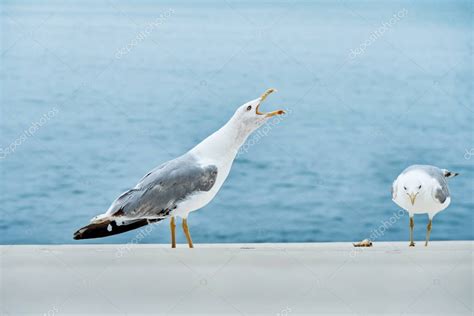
[170,217,176,248]
[182,218,194,248]
[425,219,432,247]
[409,216,415,247]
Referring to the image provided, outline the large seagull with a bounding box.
[392,165,459,247]
[74,89,285,247]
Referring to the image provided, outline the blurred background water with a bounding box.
[1,0,472,244]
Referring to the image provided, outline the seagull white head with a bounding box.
[400,174,424,205]
[231,88,285,133]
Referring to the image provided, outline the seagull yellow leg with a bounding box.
[170,217,176,248]
[409,217,415,247]
[182,218,194,248]
[425,219,432,247]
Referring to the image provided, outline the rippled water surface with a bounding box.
[1,0,472,244]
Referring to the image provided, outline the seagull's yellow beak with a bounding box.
[408,193,418,205]
[256,88,285,117]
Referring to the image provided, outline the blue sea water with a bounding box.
[0,0,472,244]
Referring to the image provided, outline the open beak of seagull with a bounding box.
[408,193,418,205]
[256,88,286,117]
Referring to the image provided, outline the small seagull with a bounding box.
[392,165,459,247]
[74,89,285,248]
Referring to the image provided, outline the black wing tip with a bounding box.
[444,171,460,178]
[73,218,162,240]
[73,227,90,240]
[73,220,116,240]
[73,223,102,240]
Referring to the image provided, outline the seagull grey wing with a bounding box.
[108,154,218,219]
[433,186,449,204]
[431,173,450,204]
[420,166,450,204]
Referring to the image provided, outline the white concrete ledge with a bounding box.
[1,241,472,315]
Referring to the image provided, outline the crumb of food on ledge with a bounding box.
[353,239,373,247]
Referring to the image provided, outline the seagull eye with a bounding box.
[418,185,422,189]
[246,105,252,111]
[403,186,407,191]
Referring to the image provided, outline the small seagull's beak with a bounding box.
[256,88,286,117]
[408,193,418,205]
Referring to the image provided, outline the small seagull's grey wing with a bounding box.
[433,186,449,204]
[106,154,218,219]
[404,165,450,204]
[429,171,450,204]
